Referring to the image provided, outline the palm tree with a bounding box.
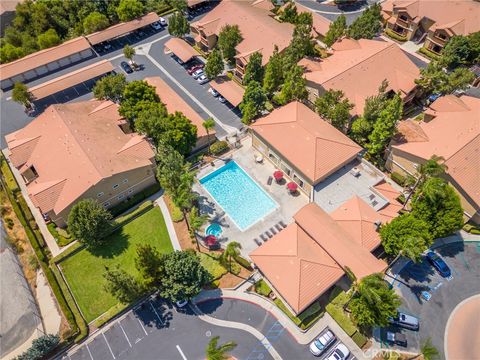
[123,44,136,62]
[206,336,237,360]
[223,241,241,273]
[418,338,439,360]
[12,82,33,110]
[203,118,216,155]
[403,155,447,208]
[189,206,208,251]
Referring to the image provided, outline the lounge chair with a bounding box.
[254,238,262,246]
[260,234,268,242]
[270,227,277,235]
[279,220,287,228]
[267,176,273,185]
[266,231,273,238]
[275,224,283,232]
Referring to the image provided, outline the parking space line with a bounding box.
[149,301,164,325]
[102,333,116,359]
[176,345,187,360]
[137,318,148,336]
[119,322,132,347]
[86,344,94,360]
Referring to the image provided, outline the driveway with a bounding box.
[378,240,480,358]
[61,297,273,360]
[296,0,381,24]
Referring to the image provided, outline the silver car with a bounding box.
[197,74,209,84]
[327,343,350,360]
[309,329,336,356]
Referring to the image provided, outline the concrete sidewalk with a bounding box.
[193,288,367,360]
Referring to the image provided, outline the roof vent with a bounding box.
[374,220,382,231]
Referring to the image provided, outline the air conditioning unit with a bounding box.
[350,167,361,177]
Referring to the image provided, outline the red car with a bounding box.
[187,64,204,75]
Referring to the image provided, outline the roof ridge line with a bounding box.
[30,178,67,196]
[445,132,480,162]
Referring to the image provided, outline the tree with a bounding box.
[134,102,169,142]
[279,2,298,23]
[0,43,25,63]
[202,118,216,154]
[160,112,198,156]
[135,244,165,287]
[188,206,208,250]
[411,178,464,239]
[204,49,224,79]
[205,336,237,360]
[243,52,264,85]
[324,15,346,47]
[168,11,189,38]
[116,0,145,22]
[37,28,61,49]
[263,46,284,96]
[68,199,113,248]
[289,21,315,59]
[315,89,353,131]
[15,334,60,360]
[273,64,307,105]
[366,94,403,163]
[93,74,127,103]
[222,241,241,273]
[83,11,109,34]
[440,34,479,68]
[217,25,242,65]
[12,82,33,108]
[419,338,439,360]
[168,0,188,12]
[444,67,476,93]
[380,214,433,262]
[347,4,383,40]
[123,44,136,62]
[119,80,160,121]
[160,250,211,302]
[104,266,144,303]
[240,81,267,124]
[349,273,401,327]
[415,62,475,95]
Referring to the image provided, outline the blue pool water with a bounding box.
[206,223,222,237]
[200,161,277,231]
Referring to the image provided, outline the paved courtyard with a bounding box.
[194,137,309,258]
[377,239,480,358]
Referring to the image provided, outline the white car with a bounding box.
[192,69,204,79]
[309,330,336,356]
[197,74,209,84]
[175,300,188,308]
[209,87,219,97]
[159,17,167,26]
[218,96,226,103]
[151,21,162,30]
[327,343,350,360]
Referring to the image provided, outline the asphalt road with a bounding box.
[296,0,380,24]
[378,240,480,359]
[61,297,273,360]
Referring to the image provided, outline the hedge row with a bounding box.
[385,28,407,42]
[390,172,406,186]
[234,255,253,270]
[109,182,160,217]
[351,330,368,348]
[419,46,441,61]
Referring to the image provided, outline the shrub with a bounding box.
[113,201,154,229]
[419,47,441,61]
[234,255,253,270]
[385,28,407,42]
[171,204,184,222]
[463,222,480,234]
[15,334,60,360]
[210,141,229,155]
[109,182,161,216]
[326,287,357,336]
[352,331,368,348]
[5,217,14,229]
[47,223,74,247]
[254,279,272,297]
[390,172,406,186]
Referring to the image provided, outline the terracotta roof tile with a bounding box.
[164,38,199,63]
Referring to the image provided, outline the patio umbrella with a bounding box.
[287,181,298,193]
[205,235,217,247]
[273,170,284,181]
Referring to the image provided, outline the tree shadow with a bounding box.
[195,296,224,315]
[435,241,464,258]
[87,229,130,259]
[408,283,432,305]
[397,260,435,284]
[134,300,172,330]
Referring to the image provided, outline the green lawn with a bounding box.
[60,207,173,322]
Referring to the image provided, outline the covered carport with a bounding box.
[86,12,160,46]
[210,76,245,107]
[164,38,199,63]
[28,59,115,101]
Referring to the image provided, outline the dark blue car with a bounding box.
[426,251,451,277]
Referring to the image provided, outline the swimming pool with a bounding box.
[200,161,278,231]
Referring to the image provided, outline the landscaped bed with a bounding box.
[60,206,173,323]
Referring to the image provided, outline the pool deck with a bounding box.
[194,137,308,258]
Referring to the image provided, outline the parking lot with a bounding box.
[62,297,272,360]
[378,240,480,358]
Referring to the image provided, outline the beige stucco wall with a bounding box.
[50,164,157,227]
[386,148,479,222]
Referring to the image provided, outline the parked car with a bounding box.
[103,42,112,51]
[197,74,209,84]
[175,299,188,308]
[426,251,451,278]
[309,329,336,356]
[218,96,226,103]
[171,54,184,65]
[120,61,133,74]
[385,331,407,347]
[188,64,204,75]
[151,21,162,30]
[327,343,350,360]
[209,87,219,97]
[192,69,204,79]
[389,311,419,331]
[159,17,167,26]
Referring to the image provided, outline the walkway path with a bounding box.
[155,196,181,251]
[193,289,367,360]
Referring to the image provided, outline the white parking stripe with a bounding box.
[176,345,187,360]
[86,344,94,360]
[149,301,164,325]
[137,318,148,336]
[119,323,132,347]
[102,333,116,359]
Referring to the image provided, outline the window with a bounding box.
[117,194,124,200]
[123,179,128,184]
[436,32,447,40]
[293,173,305,189]
[399,14,408,21]
[280,163,291,176]
[128,189,134,194]
[103,201,110,208]
[112,184,119,189]
[97,192,104,197]
[268,151,279,164]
